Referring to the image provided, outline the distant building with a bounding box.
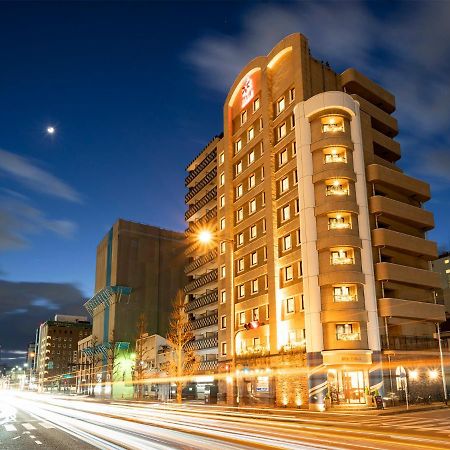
[80,219,186,399]
[36,315,91,392]
[431,252,450,317]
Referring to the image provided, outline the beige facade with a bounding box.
[185,33,448,409]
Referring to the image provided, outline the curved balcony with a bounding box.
[185,149,216,187]
[185,187,217,221]
[184,269,218,294]
[185,167,217,203]
[185,248,218,274]
[185,289,218,313]
[375,262,441,289]
[190,313,218,330]
[185,336,218,351]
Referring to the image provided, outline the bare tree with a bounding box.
[134,313,150,400]
[165,290,197,403]
[88,335,102,396]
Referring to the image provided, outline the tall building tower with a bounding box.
[214,33,445,409]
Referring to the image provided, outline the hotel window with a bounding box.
[253,97,260,112]
[331,249,354,265]
[324,147,347,164]
[237,258,244,273]
[266,300,269,316]
[295,198,300,214]
[280,177,289,194]
[235,139,243,153]
[292,141,297,156]
[336,323,360,341]
[279,148,288,166]
[293,170,298,185]
[446,269,450,274]
[220,265,226,279]
[262,218,267,233]
[221,342,227,356]
[221,315,227,329]
[261,166,265,180]
[300,294,305,310]
[252,307,259,321]
[220,289,226,303]
[220,217,226,230]
[289,87,295,102]
[237,233,244,246]
[236,184,243,198]
[250,251,258,266]
[296,229,301,245]
[241,110,247,125]
[285,265,293,281]
[328,214,351,230]
[251,279,259,294]
[326,180,349,196]
[259,117,263,130]
[249,198,257,214]
[248,149,255,165]
[220,241,226,254]
[248,174,256,189]
[298,261,303,277]
[236,160,243,176]
[446,260,450,264]
[277,97,285,114]
[321,116,345,133]
[220,172,225,186]
[263,246,267,260]
[248,127,255,141]
[220,194,225,208]
[253,337,260,348]
[333,285,356,302]
[219,152,224,165]
[262,192,266,206]
[282,205,291,221]
[237,208,244,222]
[291,114,295,128]
[250,224,257,240]
[278,122,287,141]
[239,311,246,325]
[283,234,292,251]
[238,284,245,299]
[286,297,295,314]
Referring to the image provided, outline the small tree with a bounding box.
[89,335,102,396]
[165,290,197,403]
[134,313,150,400]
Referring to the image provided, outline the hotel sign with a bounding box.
[241,77,254,108]
[322,351,372,365]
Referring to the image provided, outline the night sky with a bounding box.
[1,0,450,361]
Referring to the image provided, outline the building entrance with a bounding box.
[328,369,366,404]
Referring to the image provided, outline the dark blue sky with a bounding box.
[1,1,450,356]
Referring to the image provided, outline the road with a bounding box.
[1,391,450,449]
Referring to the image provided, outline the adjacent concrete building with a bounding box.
[431,252,450,318]
[185,33,448,410]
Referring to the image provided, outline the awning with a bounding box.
[83,285,132,316]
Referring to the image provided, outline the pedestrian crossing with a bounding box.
[349,416,450,434]
[2,421,55,432]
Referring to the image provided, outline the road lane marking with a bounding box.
[30,435,36,438]
[23,423,36,430]
[39,422,54,429]
[4,424,17,431]
[35,440,42,445]
[12,436,21,440]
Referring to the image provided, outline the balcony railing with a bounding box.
[336,332,361,341]
[190,313,218,330]
[185,336,218,351]
[185,289,218,312]
[185,207,218,237]
[185,168,217,203]
[184,269,218,294]
[185,149,216,186]
[198,359,218,371]
[185,248,218,274]
[328,221,351,230]
[334,294,357,302]
[236,345,269,359]
[280,342,306,353]
[326,186,349,196]
[331,257,354,265]
[185,187,217,221]
[381,335,446,351]
[324,154,347,164]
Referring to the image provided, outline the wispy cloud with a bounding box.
[0,149,81,203]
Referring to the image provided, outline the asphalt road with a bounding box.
[1,391,450,449]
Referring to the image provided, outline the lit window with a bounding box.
[253,98,260,112]
[220,172,225,186]
[291,114,295,128]
[238,284,245,298]
[298,261,303,277]
[326,180,349,196]
[249,198,257,214]
[324,147,347,164]
[237,258,244,272]
[219,242,225,255]
[331,249,354,265]
[294,198,300,214]
[262,192,266,206]
[236,184,243,198]
[277,97,285,114]
[250,225,257,240]
[289,88,295,102]
[221,316,227,329]
[219,152,224,165]
[286,297,295,313]
[251,280,259,294]
[252,307,259,321]
[285,265,293,281]
[328,214,351,230]
[248,174,256,189]
[263,219,267,233]
[248,127,254,141]
[446,259,450,264]
[251,251,258,266]
[300,294,304,310]
[236,161,243,175]
[278,123,287,140]
[220,265,226,279]
[296,229,301,245]
[282,205,290,221]
[280,177,289,193]
[333,286,356,302]
[220,290,226,303]
[261,166,265,180]
[283,234,292,251]
[235,139,242,153]
[220,217,225,230]
[336,323,360,341]
[220,194,225,208]
[293,170,298,185]
[241,110,247,125]
[292,141,297,155]
[446,269,450,274]
[259,117,263,130]
[237,208,244,222]
[248,150,255,165]
[253,337,260,348]
[237,233,244,246]
[279,149,288,166]
[239,311,246,325]
[321,116,344,133]
[221,342,227,356]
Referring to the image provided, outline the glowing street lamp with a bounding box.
[428,369,439,381]
[46,126,55,135]
[409,369,419,381]
[198,230,213,244]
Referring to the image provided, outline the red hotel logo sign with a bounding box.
[241,77,254,108]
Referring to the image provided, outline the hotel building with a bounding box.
[185,33,448,409]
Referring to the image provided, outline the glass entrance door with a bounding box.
[342,370,365,404]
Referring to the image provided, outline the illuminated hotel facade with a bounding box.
[185,33,447,409]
